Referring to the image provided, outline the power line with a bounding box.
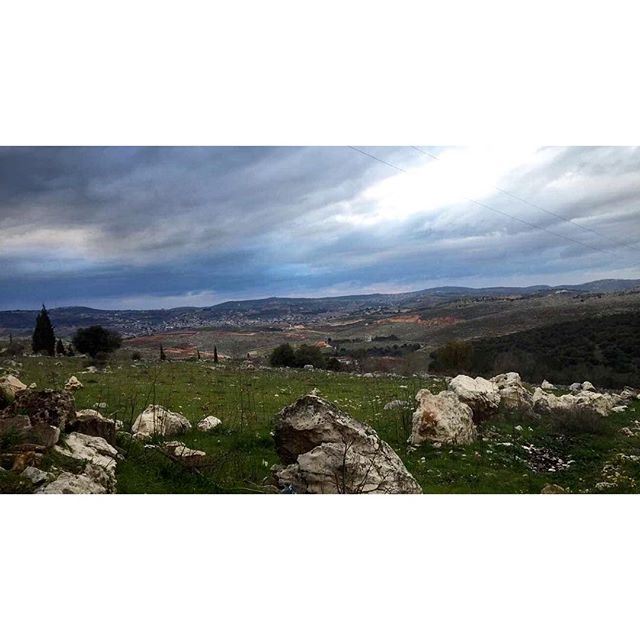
[411,145,639,253]
[348,146,408,173]
[349,146,616,257]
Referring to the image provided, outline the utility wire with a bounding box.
[411,145,639,252]
[348,146,408,173]
[349,145,616,257]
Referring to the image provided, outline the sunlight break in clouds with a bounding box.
[336,146,544,227]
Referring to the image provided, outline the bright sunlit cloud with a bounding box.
[336,146,543,227]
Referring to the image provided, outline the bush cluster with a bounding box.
[270,343,340,370]
[430,311,640,387]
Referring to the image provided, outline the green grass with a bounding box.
[3,354,640,493]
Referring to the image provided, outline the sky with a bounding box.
[0,146,638,310]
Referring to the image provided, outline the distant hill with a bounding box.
[1,278,639,336]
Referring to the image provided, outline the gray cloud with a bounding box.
[0,146,638,309]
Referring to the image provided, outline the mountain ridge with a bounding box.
[1,278,639,336]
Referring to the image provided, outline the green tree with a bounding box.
[160,344,167,361]
[213,345,219,363]
[56,338,66,356]
[72,325,122,359]
[270,343,296,367]
[32,304,56,356]
[430,340,473,373]
[294,344,326,368]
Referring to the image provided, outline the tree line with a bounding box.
[31,305,122,360]
[270,343,343,371]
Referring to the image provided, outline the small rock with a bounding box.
[541,380,555,390]
[541,483,566,494]
[162,440,207,458]
[131,405,192,439]
[383,399,411,411]
[0,374,27,405]
[64,376,84,391]
[20,466,51,486]
[197,416,222,431]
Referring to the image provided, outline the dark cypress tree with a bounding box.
[214,345,219,363]
[56,338,66,356]
[32,305,56,356]
[196,348,201,360]
[160,344,166,361]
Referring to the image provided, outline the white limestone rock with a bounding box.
[131,404,192,439]
[409,388,476,446]
[448,374,500,419]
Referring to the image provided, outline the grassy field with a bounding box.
[3,354,640,493]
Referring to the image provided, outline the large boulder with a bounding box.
[532,387,568,413]
[3,389,76,432]
[572,390,623,417]
[448,375,500,419]
[273,394,421,494]
[490,372,533,413]
[41,432,119,493]
[54,432,118,471]
[69,409,117,445]
[0,375,27,405]
[409,389,476,446]
[533,388,624,417]
[38,468,112,494]
[131,405,192,439]
[0,414,60,448]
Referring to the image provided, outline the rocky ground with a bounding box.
[1,354,640,493]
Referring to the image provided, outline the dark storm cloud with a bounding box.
[0,146,638,309]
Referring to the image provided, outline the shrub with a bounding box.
[4,341,25,357]
[430,340,473,373]
[56,338,66,356]
[270,343,296,367]
[72,325,122,359]
[294,344,325,369]
[270,343,328,369]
